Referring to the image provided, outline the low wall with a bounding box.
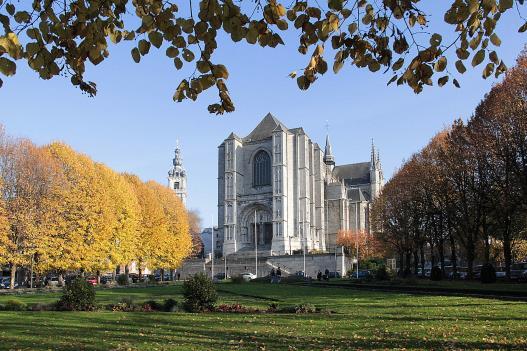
[178,253,352,279]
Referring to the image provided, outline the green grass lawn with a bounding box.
[317,278,527,294]
[1,283,526,350]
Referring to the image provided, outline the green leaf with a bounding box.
[131,48,140,63]
[482,62,495,78]
[0,57,16,76]
[14,11,30,23]
[333,60,344,74]
[138,40,151,55]
[166,47,179,58]
[490,33,501,46]
[148,31,163,48]
[434,56,447,72]
[520,22,527,33]
[471,50,485,67]
[499,0,513,11]
[212,64,229,79]
[174,57,183,70]
[182,49,195,62]
[437,75,449,87]
[455,60,467,74]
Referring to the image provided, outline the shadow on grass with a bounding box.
[1,311,526,351]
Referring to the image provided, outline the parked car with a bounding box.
[241,272,256,281]
[100,275,114,284]
[86,276,98,286]
[214,273,227,280]
[128,273,141,283]
[46,276,60,287]
[510,262,527,281]
[0,276,18,289]
[349,270,371,279]
[328,271,341,279]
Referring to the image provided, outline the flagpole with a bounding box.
[356,201,359,279]
[211,216,215,280]
[254,209,258,278]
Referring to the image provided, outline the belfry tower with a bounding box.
[168,141,187,205]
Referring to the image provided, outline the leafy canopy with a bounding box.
[0,0,525,113]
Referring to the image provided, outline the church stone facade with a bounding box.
[218,114,383,256]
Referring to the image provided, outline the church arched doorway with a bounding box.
[240,205,272,250]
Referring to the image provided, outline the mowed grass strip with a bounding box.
[0,283,526,350]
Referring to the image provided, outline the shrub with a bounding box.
[2,300,28,311]
[30,303,54,311]
[182,273,218,312]
[230,275,244,284]
[143,299,162,311]
[214,304,260,313]
[375,266,390,281]
[163,298,178,312]
[117,274,129,286]
[294,303,316,314]
[57,277,96,311]
[480,263,497,284]
[430,266,442,281]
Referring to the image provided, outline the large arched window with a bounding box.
[253,150,271,187]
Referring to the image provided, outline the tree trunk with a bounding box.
[58,273,64,286]
[9,263,16,290]
[420,244,426,278]
[405,251,412,277]
[161,268,165,282]
[125,265,130,280]
[398,251,404,277]
[466,238,475,279]
[96,270,101,284]
[449,231,457,278]
[503,227,512,280]
[438,237,445,277]
[413,250,419,276]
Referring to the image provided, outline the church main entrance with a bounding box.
[239,204,273,251]
[250,221,273,248]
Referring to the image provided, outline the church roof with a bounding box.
[347,188,370,202]
[334,162,371,185]
[244,113,288,141]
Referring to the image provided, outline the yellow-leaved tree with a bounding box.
[95,164,140,277]
[43,142,114,276]
[123,174,167,276]
[0,128,64,288]
[147,181,191,271]
[0,178,11,266]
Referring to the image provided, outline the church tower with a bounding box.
[323,134,335,180]
[369,140,384,199]
[168,141,187,205]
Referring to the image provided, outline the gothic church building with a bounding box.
[218,114,384,256]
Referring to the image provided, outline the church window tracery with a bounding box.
[253,150,271,187]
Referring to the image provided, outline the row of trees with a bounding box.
[0,128,192,288]
[371,50,527,279]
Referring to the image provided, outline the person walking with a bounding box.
[276,266,282,283]
[270,268,276,283]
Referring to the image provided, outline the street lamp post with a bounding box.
[254,209,258,278]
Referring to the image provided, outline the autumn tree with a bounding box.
[337,229,384,261]
[1,1,525,113]
[188,209,204,257]
[147,181,191,270]
[94,165,141,279]
[0,131,65,288]
[41,142,115,276]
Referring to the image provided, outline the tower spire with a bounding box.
[323,122,335,165]
[370,138,377,169]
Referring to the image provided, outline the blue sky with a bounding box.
[1,3,525,226]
